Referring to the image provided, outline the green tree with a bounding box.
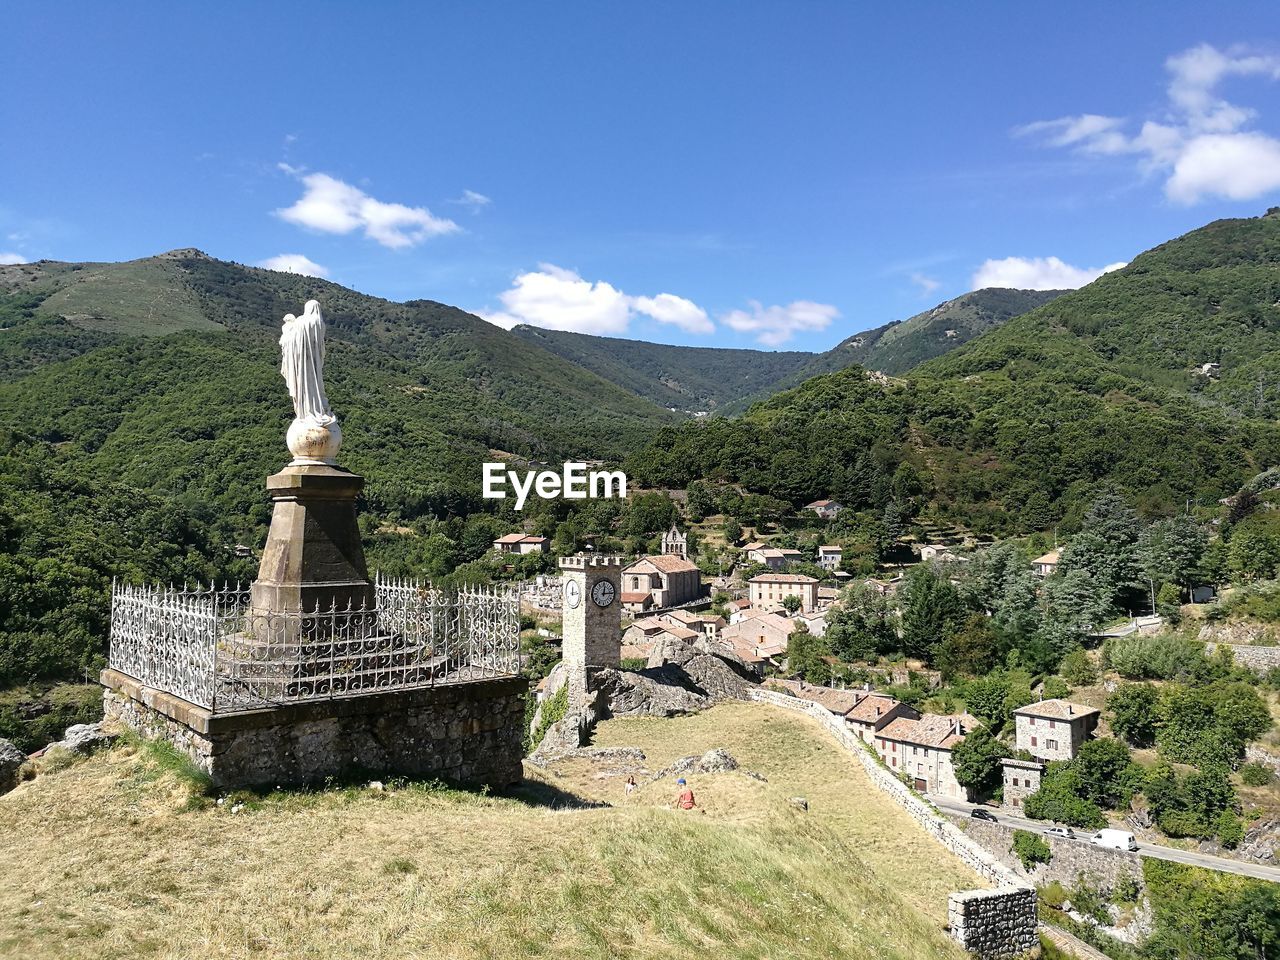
[935,614,1002,680]
[786,626,832,685]
[1023,762,1107,829]
[950,725,1008,797]
[1059,647,1096,686]
[781,594,802,614]
[1011,830,1052,871]
[899,564,964,663]
[1108,682,1160,747]
[825,585,897,662]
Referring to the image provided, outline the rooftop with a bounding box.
[1013,698,1099,721]
[749,573,820,584]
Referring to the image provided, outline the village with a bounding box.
[498,487,1280,882]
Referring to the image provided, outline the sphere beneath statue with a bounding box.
[287,418,342,465]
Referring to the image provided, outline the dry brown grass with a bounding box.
[0,702,977,960]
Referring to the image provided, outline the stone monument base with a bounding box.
[101,669,528,790]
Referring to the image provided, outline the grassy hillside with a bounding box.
[511,324,811,412]
[0,703,977,960]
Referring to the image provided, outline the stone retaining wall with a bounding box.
[957,817,1144,895]
[747,689,1036,958]
[103,669,527,790]
[1204,641,1280,674]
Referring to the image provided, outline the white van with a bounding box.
[1091,829,1138,852]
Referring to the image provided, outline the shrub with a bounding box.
[1039,880,1069,909]
[1012,830,1053,870]
[1059,647,1097,686]
[1042,675,1071,699]
[527,684,568,754]
[1216,811,1245,849]
[1113,875,1142,904]
[1241,762,1274,786]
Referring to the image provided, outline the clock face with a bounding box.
[565,579,581,609]
[591,578,617,608]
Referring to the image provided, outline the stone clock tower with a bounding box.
[559,555,623,706]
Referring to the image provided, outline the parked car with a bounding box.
[1046,827,1076,840]
[970,808,998,822]
[1091,829,1138,851]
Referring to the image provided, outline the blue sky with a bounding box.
[4,3,1280,351]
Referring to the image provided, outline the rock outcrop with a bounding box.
[0,738,26,795]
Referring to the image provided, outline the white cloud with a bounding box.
[910,272,941,297]
[276,170,459,248]
[1166,132,1280,203]
[481,264,637,335]
[452,189,492,211]
[1017,43,1280,204]
[632,293,713,334]
[972,257,1127,291]
[720,300,840,347]
[258,253,330,278]
[0,252,28,265]
[482,265,716,337]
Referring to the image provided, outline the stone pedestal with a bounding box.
[249,463,375,617]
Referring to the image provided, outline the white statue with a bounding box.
[280,299,341,464]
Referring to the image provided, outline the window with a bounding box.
[1029,717,1036,725]
[1031,736,1037,747]
[1047,740,1058,751]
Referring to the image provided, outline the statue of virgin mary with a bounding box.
[280,300,336,426]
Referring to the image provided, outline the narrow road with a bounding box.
[931,797,1280,884]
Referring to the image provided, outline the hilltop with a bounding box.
[0,702,977,960]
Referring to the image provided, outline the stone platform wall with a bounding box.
[103,669,527,790]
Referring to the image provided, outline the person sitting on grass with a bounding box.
[674,777,696,810]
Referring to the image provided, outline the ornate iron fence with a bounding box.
[107,574,521,713]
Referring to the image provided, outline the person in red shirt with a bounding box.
[674,777,696,810]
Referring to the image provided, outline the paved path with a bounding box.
[1039,923,1111,960]
[932,797,1280,883]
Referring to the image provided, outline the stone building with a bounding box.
[748,572,820,613]
[493,533,548,555]
[717,611,795,674]
[874,713,973,801]
[620,554,702,611]
[1013,698,1100,762]
[1000,757,1044,810]
[845,693,919,744]
[816,545,842,571]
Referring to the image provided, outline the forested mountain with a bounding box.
[628,212,1280,535]
[0,250,677,504]
[921,209,1280,417]
[516,287,1060,412]
[510,325,811,411]
[718,288,1066,412]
